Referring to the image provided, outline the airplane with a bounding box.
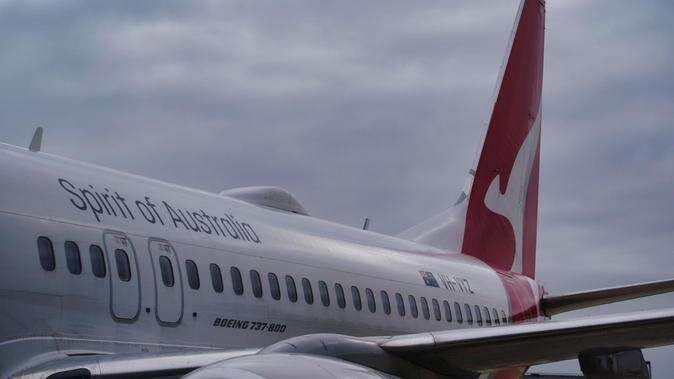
[2,0,674,377]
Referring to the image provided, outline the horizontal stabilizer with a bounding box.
[541,278,674,317]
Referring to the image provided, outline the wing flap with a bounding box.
[380,309,674,374]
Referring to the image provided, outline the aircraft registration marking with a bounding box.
[421,271,475,294]
[437,273,475,294]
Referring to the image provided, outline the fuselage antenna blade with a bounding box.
[29,127,43,152]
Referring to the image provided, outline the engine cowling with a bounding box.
[182,353,392,379]
[579,349,650,379]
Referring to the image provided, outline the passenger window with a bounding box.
[286,275,297,302]
[409,295,418,318]
[443,300,452,322]
[492,308,500,325]
[302,278,313,304]
[231,267,244,295]
[114,249,131,282]
[37,236,55,271]
[64,241,82,275]
[286,275,297,303]
[484,306,492,325]
[395,293,406,317]
[454,302,463,323]
[250,270,263,298]
[501,310,508,324]
[475,305,483,326]
[89,245,106,278]
[210,263,223,293]
[381,291,391,315]
[185,260,200,290]
[432,299,442,321]
[420,297,430,320]
[319,280,330,306]
[351,286,362,311]
[335,283,346,308]
[464,303,473,324]
[269,273,281,300]
[159,255,175,287]
[366,288,376,313]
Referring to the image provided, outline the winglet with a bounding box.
[29,127,43,152]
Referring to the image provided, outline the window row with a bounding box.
[38,237,512,327]
[38,236,131,281]
[178,260,511,326]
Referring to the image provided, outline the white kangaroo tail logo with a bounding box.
[484,111,541,273]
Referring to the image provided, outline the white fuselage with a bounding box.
[0,142,533,374]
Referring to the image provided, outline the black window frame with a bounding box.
[335,283,346,308]
[89,244,106,278]
[443,300,452,322]
[464,303,473,324]
[395,293,406,317]
[231,266,244,295]
[286,275,298,302]
[250,269,263,298]
[319,280,330,306]
[474,305,483,326]
[210,263,223,293]
[501,310,508,324]
[37,236,55,271]
[185,259,200,290]
[409,295,418,318]
[268,272,281,300]
[432,298,442,321]
[365,288,376,313]
[454,302,463,323]
[381,290,391,315]
[114,249,131,282]
[484,306,492,325]
[351,286,362,311]
[302,277,314,304]
[420,297,430,320]
[492,308,500,325]
[64,241,82,275]
[159,255,175,287]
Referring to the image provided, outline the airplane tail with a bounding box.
[399,0,545,279]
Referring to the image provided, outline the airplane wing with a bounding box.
[179,308,674,378]
[379,308,674,375]
[11,349,259,378]
[13,308,674,378]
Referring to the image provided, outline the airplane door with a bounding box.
[104,232,141,321]
[148,239,183,324]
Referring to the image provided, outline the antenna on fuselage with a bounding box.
[29,127,43,152]
[362,217,371,230]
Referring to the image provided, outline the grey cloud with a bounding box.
[1,0,673,376]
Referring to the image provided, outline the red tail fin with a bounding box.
[461,0,545,278]
[398,0,544,279]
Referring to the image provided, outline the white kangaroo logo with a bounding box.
[484,112,540,273]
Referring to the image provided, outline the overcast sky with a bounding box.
[2,0,673,376]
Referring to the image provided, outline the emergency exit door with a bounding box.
[148,239,183,324]
[104,232,140,321]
